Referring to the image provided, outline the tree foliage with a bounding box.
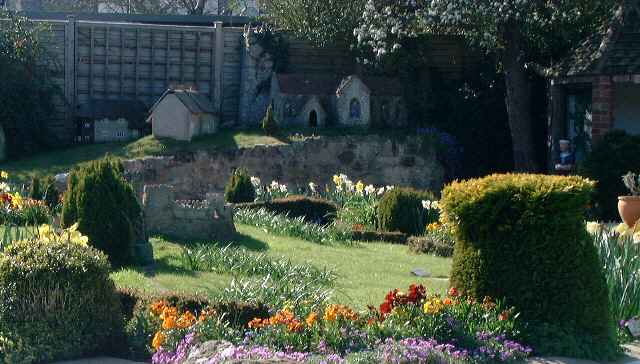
[258,0,366,45]
[0,10,57,158]
[354,0,616,171]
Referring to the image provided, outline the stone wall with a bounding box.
[142,184,236,241]
[94,118,139,143]
[124,135,445,200]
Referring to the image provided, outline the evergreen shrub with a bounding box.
[377,188,437,235]
[224,168,256,203]
[440,173,617,359]
[61,157,141,267]
[262,104,278,135]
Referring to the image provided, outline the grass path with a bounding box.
[112,224,452,308]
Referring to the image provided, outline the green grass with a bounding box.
[111,224,452,309]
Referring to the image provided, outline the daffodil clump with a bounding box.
[0,170,52,225]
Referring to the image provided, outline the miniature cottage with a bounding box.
[547,0,640,165]
[270,73,405,128]
[147,89,219,142]
[76,99,148,143]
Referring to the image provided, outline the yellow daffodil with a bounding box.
[333,175,343,186]
[586,221,602,235]
[356,181,365,193]
[423,298,444,315]
[10,193,23,210]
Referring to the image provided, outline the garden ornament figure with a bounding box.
[555,139,575,173]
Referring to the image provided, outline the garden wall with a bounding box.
[123,135,445,199]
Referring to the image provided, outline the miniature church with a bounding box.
[270,74,407,128]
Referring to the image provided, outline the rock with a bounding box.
[55,173,69,192]
[184,340,234,364]
[411,268,431,277]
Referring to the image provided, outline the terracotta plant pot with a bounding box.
[618,196,640,228]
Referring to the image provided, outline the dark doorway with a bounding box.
[309,110,318,127]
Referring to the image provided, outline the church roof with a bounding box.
[553,0,640,77]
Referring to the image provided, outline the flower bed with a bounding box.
[0,171,51,226]
[148,285,533,363]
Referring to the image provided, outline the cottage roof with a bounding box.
[336,75,370,96]
[150,89,216,115]
[275,74,341,95]
[553,1,640,77]
[76,99,148,129]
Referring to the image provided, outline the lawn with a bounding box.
[112,224,452,308]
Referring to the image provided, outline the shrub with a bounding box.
[0,239,122,363]
[261,104,278,135]
[61,157,142,267]
[351,230,407,244]
[581,130,640,221]
[28,175,59,208]
[224,168,256,203]
[236,195,338,224]
[407,236,454,257]
[441,174,617,360]
[377,188,437,235]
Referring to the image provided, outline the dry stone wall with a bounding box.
[124,135,445,200]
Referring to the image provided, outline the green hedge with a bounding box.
[61,157,141,267]
[441,174,617,359]
[581,130,640,221]
[407,236,454,257]
[351,230,408,244]
[224,168,256,203]
[237,195,338,224]
[377,188,437,235]
[0,240,122,364]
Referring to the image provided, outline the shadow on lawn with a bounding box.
[154,232,269,252]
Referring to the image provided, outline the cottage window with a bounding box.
[349,98,361,119]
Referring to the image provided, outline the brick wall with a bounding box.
[591,76,615,142]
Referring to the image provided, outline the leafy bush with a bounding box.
[441,174,617,360]
[234,208,352,244]
[237,195,338,224]
[0,10,57,158]
[224,168,256,203]
[377,188,437,235]
[262,103,278,135]
[581,130,640,221]
[0,238,122,363]
[28,175,59,209]
[407,236,454,257]
[61,157,142,267]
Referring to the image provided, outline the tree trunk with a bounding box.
[195,0,207,14]
[502,24,538,172]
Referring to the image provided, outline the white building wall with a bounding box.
[336,78,371,127]
[151,94,192,141]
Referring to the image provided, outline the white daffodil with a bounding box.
[422,200,431,209]
[309,182,317,193]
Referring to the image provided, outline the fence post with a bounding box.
[213,21,224,119]
[64,15,76,142]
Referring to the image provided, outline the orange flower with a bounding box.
[150,300,168,316]
[152,331,166,350]
[287,320,303,332]
[177,311,196,328]
[162,315,177,330]
[199,308,217,322]
[160,306,178,320]
[498,310,509,321]
[443,297,453,305]
[248,318,267,329]
[305,312,318,327]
